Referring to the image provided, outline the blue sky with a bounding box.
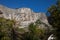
[0,0,56,13]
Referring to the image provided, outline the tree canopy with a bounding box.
[48,0,60,40]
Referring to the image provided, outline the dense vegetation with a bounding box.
[0,17,50,40]
[48,0,60,40]
[0,17,14,40]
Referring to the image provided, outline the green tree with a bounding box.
[0,17,21,40]
[47,0,60,40]
[23,19,45,40]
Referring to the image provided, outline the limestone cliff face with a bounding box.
[0,5,51,28]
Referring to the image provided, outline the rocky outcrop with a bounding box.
[0,5,51,29]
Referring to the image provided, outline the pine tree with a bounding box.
[48,0,60,40]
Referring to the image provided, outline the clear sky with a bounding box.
[0,0,56,13]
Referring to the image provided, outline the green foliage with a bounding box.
[23,19,46,40]
[0,17,21,40]
[48,0,60,40]
[0,16,49,40]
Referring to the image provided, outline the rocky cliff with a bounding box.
[0,5,51,29]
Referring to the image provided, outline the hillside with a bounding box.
[0,5,51,29]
